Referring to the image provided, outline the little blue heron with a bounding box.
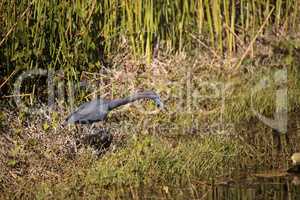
[65,91,163,125]
[64,91,163,153]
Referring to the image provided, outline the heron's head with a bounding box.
[135,90,164,109]
[154,96,164,109]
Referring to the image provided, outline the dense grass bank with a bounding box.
[1,0,300,199]
[1,42,300,198]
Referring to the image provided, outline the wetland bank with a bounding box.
[1,0,300,199]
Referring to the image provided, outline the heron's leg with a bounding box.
[75,124,79,152]
[73,124,83,153]
[88,123,96,134]
[75,124,80,137]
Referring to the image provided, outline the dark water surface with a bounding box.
[112,173,300,200]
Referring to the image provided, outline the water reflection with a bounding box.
[111,174,300,200]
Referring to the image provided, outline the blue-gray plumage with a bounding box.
[65,91,163,125]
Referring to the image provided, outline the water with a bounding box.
[111,173,300,200]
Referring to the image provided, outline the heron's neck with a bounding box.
[107,93,156,111]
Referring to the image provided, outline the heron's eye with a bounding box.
[154,97,164,108]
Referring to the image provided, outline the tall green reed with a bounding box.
[0,0,299,91]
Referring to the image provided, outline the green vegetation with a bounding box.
[30,135,242,199]
[2,49,300,198]
[1,0,300,199]
[1,0,299,85]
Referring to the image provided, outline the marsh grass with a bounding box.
[1,0,300,94]
[1,41,300,198]
[36,135,241,199]
[1,1,300,197]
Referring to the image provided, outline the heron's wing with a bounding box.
[66,99,108,123]
[73,99,100,115]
